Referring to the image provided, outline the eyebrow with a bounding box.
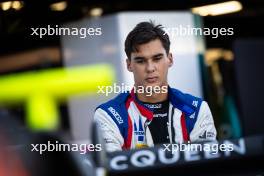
[152,53,164,58]
[133,53,164,61]
[133,56,145,61]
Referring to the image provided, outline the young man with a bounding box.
[94,21,217,152]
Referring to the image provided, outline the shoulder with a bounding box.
[169,87,203,116]
[169,87,202,103]
[94,92,130,126]
[96,92,130,110]
[169,87,214,135]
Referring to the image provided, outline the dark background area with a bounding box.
[0,0,264,56]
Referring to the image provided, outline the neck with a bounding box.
[136,85,168,103]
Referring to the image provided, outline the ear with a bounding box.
[168,53,173,67]
[126,58,133,72]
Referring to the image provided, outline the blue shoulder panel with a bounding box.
[96,92,130,140]
[168,87,203,134]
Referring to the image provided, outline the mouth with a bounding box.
[145,76,158,83]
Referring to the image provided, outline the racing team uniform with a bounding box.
[94,86,217,152]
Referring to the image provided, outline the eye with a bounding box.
[136,59,144,64]
[153,56,162,61]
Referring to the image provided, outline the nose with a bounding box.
[146,60,155,73]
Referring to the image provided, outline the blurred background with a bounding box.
[0,0,264,156]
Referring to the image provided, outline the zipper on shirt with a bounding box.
[167,104,173,143]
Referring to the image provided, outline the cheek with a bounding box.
[132,64,144,73]
[158,63,170,78]
[134,68,145,78]
[158,62,168,72]
[132,66,146,82]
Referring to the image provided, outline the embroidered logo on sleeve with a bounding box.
[199,130,215,139]
[108,107,124,124]
[192,100,198,107]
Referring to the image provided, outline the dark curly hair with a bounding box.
[125,21,170,59]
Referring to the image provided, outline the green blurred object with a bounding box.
[26,94,58,131]
[222,95,242,138]
[0,64,115,131]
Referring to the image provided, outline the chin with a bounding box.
[144,82,161,87]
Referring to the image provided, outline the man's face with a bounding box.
[126,39,173,89]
